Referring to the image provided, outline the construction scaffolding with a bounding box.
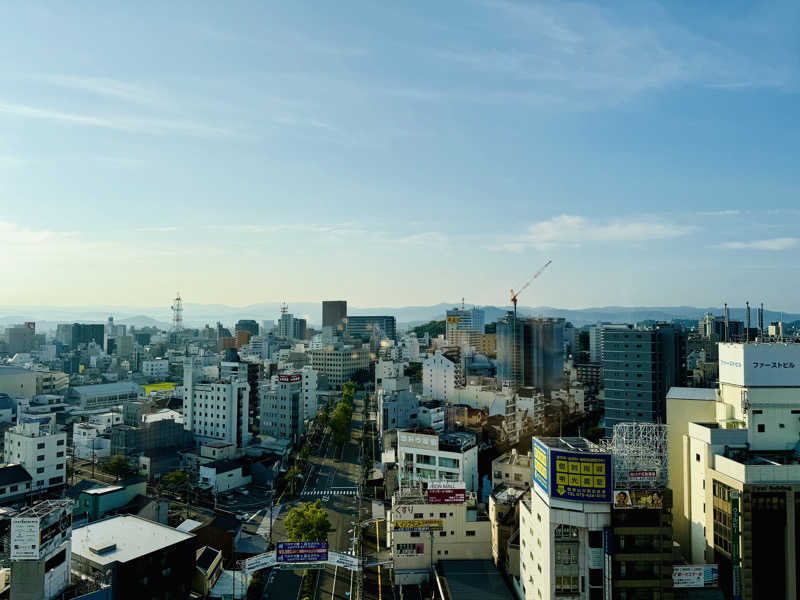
[604,422,668,489]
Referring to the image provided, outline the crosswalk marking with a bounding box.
[300,488,359,497]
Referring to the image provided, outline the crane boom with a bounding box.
[510,259,552,307]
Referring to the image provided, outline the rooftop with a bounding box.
[71,515,194,565]
[493,449,532,467]
[437,559,510,600]
[536,437,606,454]
[70,382,142,398]
[0,464,32,486]
[667,387,718,401]
[491,484,527,504]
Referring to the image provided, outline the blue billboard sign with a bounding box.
[276,541,329,563]
[532,439,612,503]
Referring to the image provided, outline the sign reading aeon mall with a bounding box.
[278,373,302,383]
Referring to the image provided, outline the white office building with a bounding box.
[183,360,251,448]
[310,345,371,390]
[259,374,304,445]
[4,419,67,492]
[423,351,456,401]
[519,438,611,600]
[397,429,479,492]
[141,358,169,379]
[378,390,420,434]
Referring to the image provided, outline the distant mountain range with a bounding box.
[1,303,798,332]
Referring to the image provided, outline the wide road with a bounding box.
[312,390,366,600]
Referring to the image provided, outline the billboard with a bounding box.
[328,551,361,571]
[277,541,328,563]
[426,481,466,504]
[628,470,657,482]
[613,489,664,509]
[533,438,611,503]
[532,439,549,495]
[245,551,277,572]
[278,373,302,383]
[393,519,443,532]
[719,343,800,387]
[446,316,460,324]
[10,518,39,560]
[673,565,719,588]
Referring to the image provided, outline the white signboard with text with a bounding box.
[719,343,800,387]
[11,518,40,559]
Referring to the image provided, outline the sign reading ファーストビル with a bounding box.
[532,438,611,503]
[719,343,800,387]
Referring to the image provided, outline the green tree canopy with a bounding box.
[284,500,331,542]
[104,455,133,479]
[162,469,190,489]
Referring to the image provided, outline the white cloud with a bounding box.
[30,75,161,105]
[428,0,792,108]
[697,209,740,216]
[0,101,244,139]
[493,214,695,251]
[716,237,800,251]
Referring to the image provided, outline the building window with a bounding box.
[37,455,45,461]
[695,453,700,462]
[757,424,765,432]
[466,531,476,537]
[37,442,45,449]
[36,468,44,474]
[57,439,64,446]
[439,531,447,537]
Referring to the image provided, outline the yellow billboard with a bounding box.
[446,316,460,324]
[144,382,176,394]
[393,519,443,532]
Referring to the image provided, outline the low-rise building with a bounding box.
[397,429,479,492]
[491,449,533,490]
[309,345,371,390]
[4,419,67,493]
[423,351,456,401]
[71,515,196,600]
[198,459,251,494]
[68,382,142,410]
[390,486,491,585]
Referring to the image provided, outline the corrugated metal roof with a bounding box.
[666,387,717,401]
[70,382,142,397]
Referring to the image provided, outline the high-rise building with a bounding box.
[446,307,485,336]
[322,300,347,330]
[602,323,687,435]
[183,359,251,448]
[221,360,264,433]
[668,342,800,600]
[346,315,397,340]
[496,315,565,394]
[7,323,35,354]
[589,323,603,363]
[292,318,307,340]
[259,373,304,444]
[235,319,259,337]
[423,350,457,401]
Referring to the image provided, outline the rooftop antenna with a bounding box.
[171,292,184,332]
[724,303,729,342]
[461,297,465,310]
[280,302,288,315]
[746,301,751,342]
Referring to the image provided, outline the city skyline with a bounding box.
[2,1,799,308]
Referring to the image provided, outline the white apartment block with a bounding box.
[310,345,370,389]
[423,351,456,401]
[378,390,420,434]
[417,402,445,433]
[72,422,111,460]
[4,420,67,491]
[390,488,491,585]
[183,360,251,448]
[141,358,169,379]
[397,429,479,492]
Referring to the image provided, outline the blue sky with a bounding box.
[1,1,799,310]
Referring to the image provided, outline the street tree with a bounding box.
[284,500,331,542]
[104,455,133,480]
